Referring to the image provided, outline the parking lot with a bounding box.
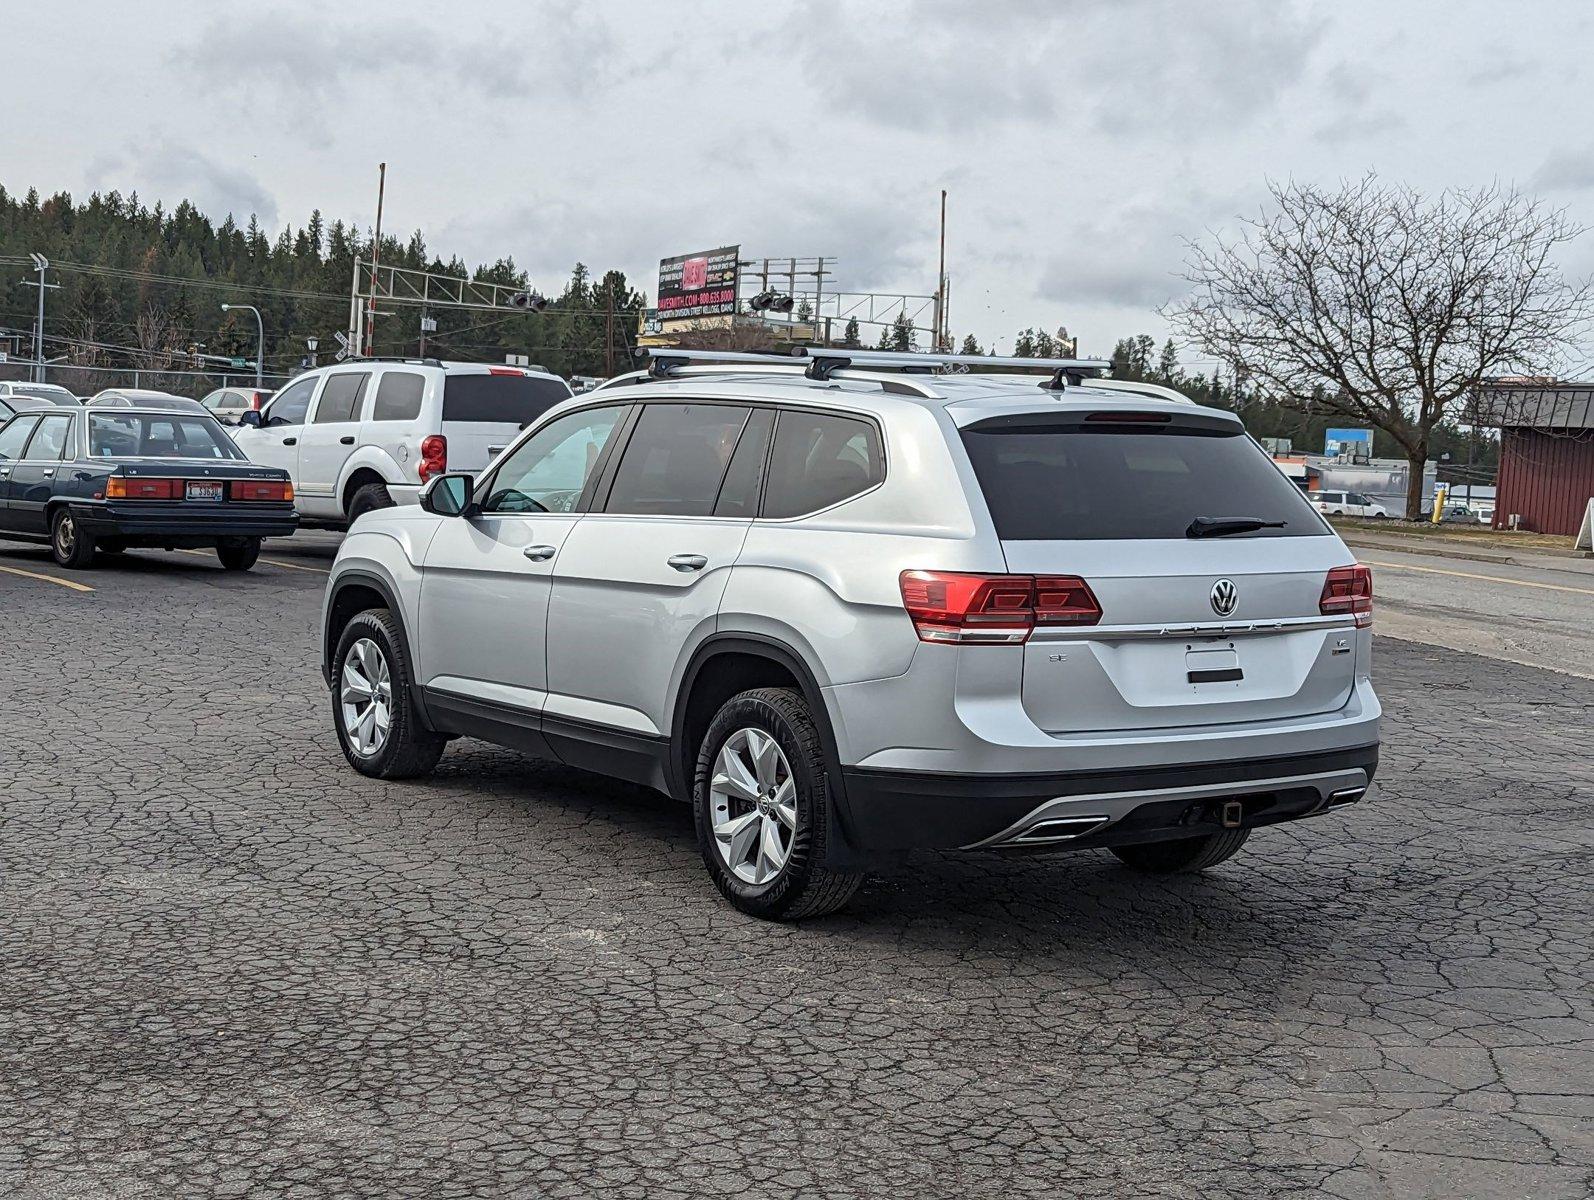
[2,534,1591,1199]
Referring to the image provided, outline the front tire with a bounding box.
[1111,828,1250,874]
[347,482,394,524]
[693,686,863,921]
[216,537,261,571]
[50,508,97,569]
[331,608,446,779]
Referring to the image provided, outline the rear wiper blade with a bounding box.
[1186,516,1287,538]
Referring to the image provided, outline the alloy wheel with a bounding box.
[340,637,393,757]
[710,727,797,885]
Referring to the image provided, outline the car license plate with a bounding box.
[186,481,224,502]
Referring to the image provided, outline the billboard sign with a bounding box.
[1324,427,1373,457]
[657,246,740,321]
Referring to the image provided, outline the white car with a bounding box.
[199,385,272,425]
[232,358,573,527]
[1308,490,1388,519]
[0,381,80,407]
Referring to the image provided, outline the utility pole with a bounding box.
[365,162,387,356]
[604,277,615,377]
[23,254,60,383]
[936,189,947,352]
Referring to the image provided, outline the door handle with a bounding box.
[282,437,297,446]
[339,436,355,445]
[42,469,55,477]
[667,553,708,572]
[522,544,557,562]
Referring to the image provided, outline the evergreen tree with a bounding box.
[890,310,917,352]
[842,317,862,348]
[959,333,982,355]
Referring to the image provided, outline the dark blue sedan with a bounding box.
[0,406,298,570]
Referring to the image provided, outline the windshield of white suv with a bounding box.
[443,374,571,423]
[961,420,1325,540]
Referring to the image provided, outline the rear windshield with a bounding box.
[90,413,246,460]
[442,374,570,423]
[961,422,1325,540]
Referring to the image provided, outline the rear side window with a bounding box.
[960,422,1324,540]
[442,373,571,423]
[25,414,72,460]
[312,373,369,423]
[0,416,41,460]
[372,372,425,421]
[763,411,883,519]
[605,404,750,516]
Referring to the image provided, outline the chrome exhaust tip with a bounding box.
[1006,814,1111,846]
[1326,787,1366,809]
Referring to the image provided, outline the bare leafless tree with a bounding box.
[1167,175,1593,516]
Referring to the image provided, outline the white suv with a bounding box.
[319,349,1380,920]
[234,359,572,526]
[1309,490,1389,519]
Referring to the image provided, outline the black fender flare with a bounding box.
[670,633,867,868]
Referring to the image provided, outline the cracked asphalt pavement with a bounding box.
[1,536,1590,1198]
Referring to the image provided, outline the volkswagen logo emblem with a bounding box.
[1210,578,1238,617]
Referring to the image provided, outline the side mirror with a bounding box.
[421,472,476,517]
[237,409,263,429]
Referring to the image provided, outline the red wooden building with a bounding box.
[1474,383,1594,536]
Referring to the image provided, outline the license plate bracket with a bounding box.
[186,481,224,502]
[1186,646,1242,684]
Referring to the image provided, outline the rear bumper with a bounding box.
[835,743,1379,854]
[74,502,299,541]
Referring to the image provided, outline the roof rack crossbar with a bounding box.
[643,348,800,379]
[799,347,1111,377]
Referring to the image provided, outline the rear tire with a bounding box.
[347,482,394,524]
[693,686,863,921]
[216,537,261,572]
[1111,829,1250,874]
[50,508,97,569]
[331,608,446,779]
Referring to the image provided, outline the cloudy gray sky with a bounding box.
[10,0,1594,362]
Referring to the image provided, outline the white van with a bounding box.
[233,359,572,525]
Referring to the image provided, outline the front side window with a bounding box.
[604,403,750,516]
[89,414,246,460]
[265,377,317,427]
[0,416,40,461]
[312,372,370,424]
[763,411,883,519]
[481,405,623,514]
[24,414,72,460]
[371,372,426,422]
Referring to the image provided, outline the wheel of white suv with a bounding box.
[216,536,261,571]
[331,609,446,779]
[693,687,863,921]
[1111,829,1250,874]
[348,482,394,524]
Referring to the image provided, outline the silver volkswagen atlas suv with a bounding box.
[318,348,1379,920]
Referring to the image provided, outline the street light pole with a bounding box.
[25,254,59,384]
[221,303,264,388]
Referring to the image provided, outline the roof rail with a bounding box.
[797,347,1111,390]
[342,355,446,367]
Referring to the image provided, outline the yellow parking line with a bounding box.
[1362,559,1594,596]
[0,564,95,593]
[172,547,329,574]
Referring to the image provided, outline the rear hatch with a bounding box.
[957,403,1360,734]
[441,369,573,472]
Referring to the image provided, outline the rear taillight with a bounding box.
[1320,564,1373,627]
[251,393,265,410]
[106,477,180,500]
[899,571,1101,644]
[231,480,293,502]
[419,434,447,481]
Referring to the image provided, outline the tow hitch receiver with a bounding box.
[1220,799,1244,829]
